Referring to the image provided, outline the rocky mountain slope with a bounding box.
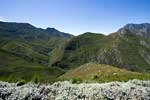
[118,23,150,37]
[0,80,150,100]
[53,23,150,73]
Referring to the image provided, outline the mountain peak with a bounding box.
[118,23,150,37]
[46,27,58,32]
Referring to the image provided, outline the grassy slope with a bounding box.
[1,38,67,64]
[0,49,64,83]
[0,21,71,66]
[59,63,150,83]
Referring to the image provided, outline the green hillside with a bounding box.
[0,49,65,82]
[60,63,150,83]
[0,21,73,65]
[52,24,150,73]
[0,21,72,82]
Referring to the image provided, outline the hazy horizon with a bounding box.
[0,0,150,35]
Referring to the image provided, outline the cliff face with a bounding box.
[118,23,150,38]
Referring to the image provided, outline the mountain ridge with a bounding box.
[117,23,150,38]
[1,21,150,36]
[0,21,73,39]
[52,23,150,73]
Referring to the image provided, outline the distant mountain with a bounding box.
[0,21,72,82]
[52,23,150,73]
[0,21,73,39]
[118,23,150,38]
[0,21,73,63]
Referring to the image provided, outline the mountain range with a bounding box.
[0,21,150,82]
[52,23,150,73]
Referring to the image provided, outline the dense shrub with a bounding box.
[17,79,26,86]
[71,78,82,84]
[92,74,99,80]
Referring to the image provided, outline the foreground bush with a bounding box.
[0,79,150,100]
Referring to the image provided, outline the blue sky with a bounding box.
[0,0,150,35]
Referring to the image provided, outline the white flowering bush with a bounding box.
[0,79,150,100]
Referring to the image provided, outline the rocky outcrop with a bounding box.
[0,80,150,100]
[118,23,150,38]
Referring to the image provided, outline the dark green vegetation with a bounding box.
[0,21,150,83]
[59,63,150,83]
